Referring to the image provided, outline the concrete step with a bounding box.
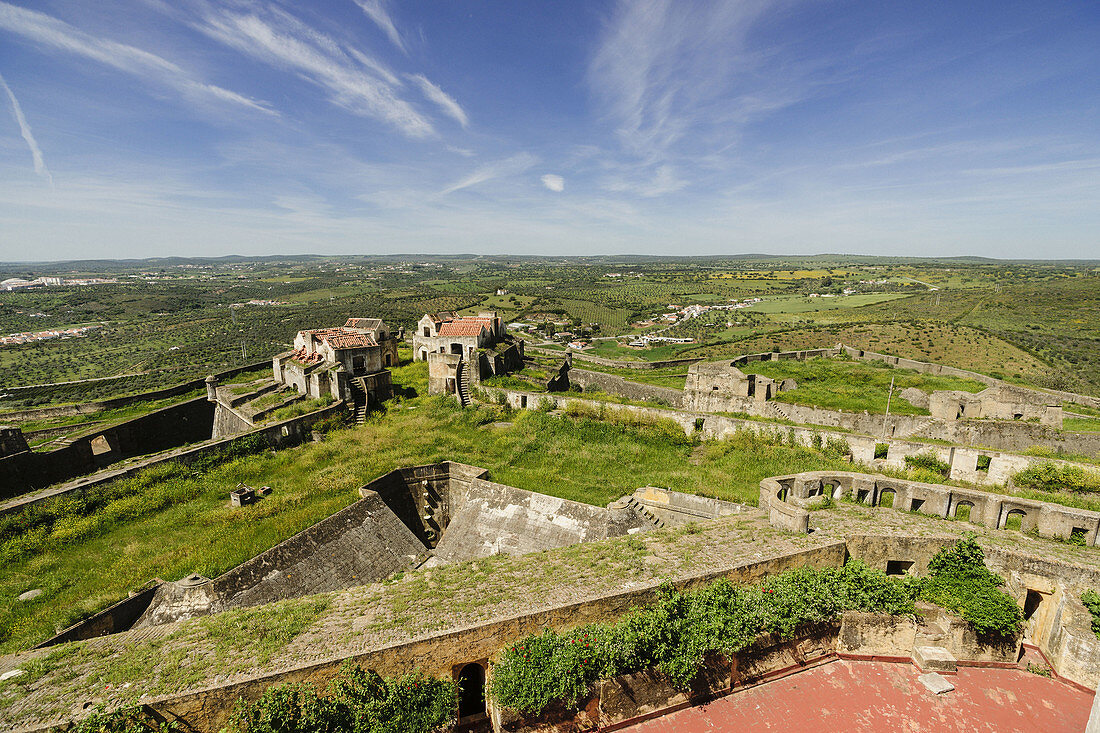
[913,645,957,673]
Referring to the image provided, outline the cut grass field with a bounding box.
[0,360,859,654]
[739,357,986,415]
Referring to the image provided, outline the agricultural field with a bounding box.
[2,256,1097,408]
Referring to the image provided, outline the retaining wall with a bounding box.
[525,345,702,370]
[564,368,684,408]
[0,360,270,422]
[15,543,847,733]
[0,397,216,497]
[0,401,346,518]
[759,470,1100,547]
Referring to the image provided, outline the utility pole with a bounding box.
[882,375,895,438]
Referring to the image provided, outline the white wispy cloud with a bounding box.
[541,174,564,192]
[0,71,51,185]
[0,2,274,116]
[442,153,537,194]
[408,74,468,127]
[589,0,793,156]
[195,5,436,138]
[587,0,805,196]
[603,164,685,197]
[352,0,406,54]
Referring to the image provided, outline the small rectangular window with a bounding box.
[886,560,914,576]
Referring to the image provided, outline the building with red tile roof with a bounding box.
[272,317,402,409]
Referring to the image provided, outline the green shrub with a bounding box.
[226,663,456,733]
[1013,462,1100,494]
[1082,589,1100,638]
[904,453,951,477]
[490,560,917,714]
[72,704,179,733]
[920,535,1022,639]
[822,436,850,459]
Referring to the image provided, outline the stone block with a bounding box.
[918,672,955,694]
[913,645,957,673]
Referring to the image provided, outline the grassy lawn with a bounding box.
[1064,416,1100,433]
[740,357,986,415]
[746,293,912,316]
[0,360,858,654]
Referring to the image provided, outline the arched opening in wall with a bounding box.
[953,501,974,522]
[1003,510,1026,531]
[832,484,845,500]
[777,486,788,501]
[878,490,896,509]
[457,663,485,719]
[418,348,428,361]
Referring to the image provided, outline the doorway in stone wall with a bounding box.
[457,662,485,720]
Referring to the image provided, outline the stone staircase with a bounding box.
[624,495,665,528]
[348,377,369,425]
[456,358,473,408]
[766,401,792,422]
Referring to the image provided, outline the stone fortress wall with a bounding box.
[539,343,1100,455]
[761,473,1100,690]
[13,528,1100,733]
[0,361,271,497]
[482,387,1100,488]
[35,462,745,648]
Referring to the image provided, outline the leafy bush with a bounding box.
[1082,589,1100,638]
[73,704,178,733]
[904,453,951,477]
[919,535,1022,639]
[822,436,851,459]
[490,560,917,714]
[1012,462,1100,494]
[226,663,456,733]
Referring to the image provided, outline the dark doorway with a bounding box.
[457,663,485,718]
[451,343,463,354]
[1024,590,1043,620]
[384,353,392,367]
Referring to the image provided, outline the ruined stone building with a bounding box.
[271,318,401,407]
[412,311,524,403]
[929,385,1063,427]
[683,361,793,413]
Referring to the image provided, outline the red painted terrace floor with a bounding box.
[621,660,1094,733]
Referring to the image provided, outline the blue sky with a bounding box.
[0,0,1097,261]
